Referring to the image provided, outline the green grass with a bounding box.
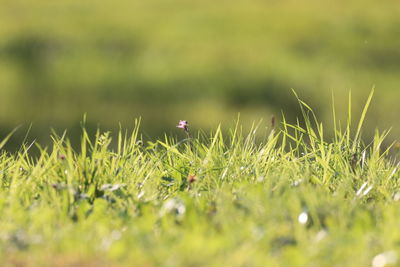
[1,96,400,266]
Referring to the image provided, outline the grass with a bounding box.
[0,95,400,267]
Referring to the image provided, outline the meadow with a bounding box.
[1,94,400,266]
[1,1,399,265]
[1,0,400,147]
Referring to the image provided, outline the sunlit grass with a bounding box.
[0,95,399,266]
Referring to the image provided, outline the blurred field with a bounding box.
[0,0,399,148]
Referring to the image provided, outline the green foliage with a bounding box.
[0,98,399,266]
[1,0,400,145]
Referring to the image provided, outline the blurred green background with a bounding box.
[0,0,399,149]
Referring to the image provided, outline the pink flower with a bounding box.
[177,120,189,132]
